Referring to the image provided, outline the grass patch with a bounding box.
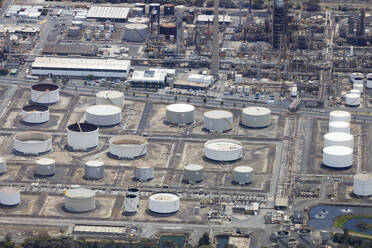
[334,215,372,228]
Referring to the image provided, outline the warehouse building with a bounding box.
[173,74,214,90]
[130,68,175,88]
[87,6,129,22]
[196,15,232,25]
[32,57,131,78]
[42,44,97,56]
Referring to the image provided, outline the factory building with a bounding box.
[196,15,232,25]
[130,68,175,88]
[42,44,97,56]
[32,57,131,78]
[173,74,214,90]
[87,6,129,22]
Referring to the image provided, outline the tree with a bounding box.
[87,74,94,81]
[198,233,210,247]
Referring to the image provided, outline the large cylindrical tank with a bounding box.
[159,22,177,36]
[240,107,271,128]
[124,194,138,214]
[164,4,175,15]
[322,146,353,168]
[67,123,99,151]
[353,172,372,196]
[96,90,124,109]
[109,135,147,159]
[148,193,179,214]
[166,104,195,125]
[329,121,350,133]
[350,72,364,84]
[128,188,140,198]
[350,89,361,95]
[204,110,233,132]
[149,3,160,16]
[123,23,148,42]
[0,157,6,174]
[204,139,243,162]
[31,84,59,104]
[84,160,104,180]
[64,188,96,213]
[329,111,351,123]
[353,83,363,93]
[0,188,20,206]
[21,105,49,124]
[85,105,121,126]
[184,164,203,183]
[134,3,146,15]
[68,26,80,37]
[367,73,372,89]
[36,158,55,176]
[345,93,360,106]
[128,17,150,25]
[323,132,353,148]
[13,131,52,155]
[233,166,253,185]
[134,165,154,182]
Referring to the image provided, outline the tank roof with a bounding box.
[14,131,52,142]
[234,166,253,173]
[185,164,203,171]
[96,90,123,98]
[242,106,271,115]
[67,123,98,132]
[86,105,121,115]
[150,193,179,201]
[109,135,146,145]
[323,146,353,155]
[329,121,349,128]
[330,111,350,118]
[167,103,195,112]
[204,110,232,119]
[31,83,59,92]
[324,132,353,141]
[204,139,242,151]
[36,158,55,165]
[65,188,95,198]
[354,172,372,181]
[125,23,147,29]
[86,160,104,167]
[22,105,49,112]
[0,187,20,194]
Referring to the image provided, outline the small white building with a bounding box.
[196,15,232,25]
[187,74,214,86]
[130,68,175,88]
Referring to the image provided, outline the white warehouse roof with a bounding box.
[32,57,131,72]
[187,74,213,85]
[131,69,167,82]
[87,6,129,20]
[196,14,232,23]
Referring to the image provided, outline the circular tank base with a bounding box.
[108,152,145,160]
[321,163,352,170]
[202,127,232,133]
[163,120,195,126]
[20,120,49,125]
[134,177,153,182]
[345,104,360,108]
[239,123,270,129]
[34,173,55,178]
[13,149,51,157]
[84,121,120,128]
[232,180,253,186]
[0,202,20,208]
[30,100,58,106]
[183,179,203,184]
[84,175,104,180]
[123,210,137,216]
[65,145,97,152]
[203,155,242,164]
[147,209,179,217]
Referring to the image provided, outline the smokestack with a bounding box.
[357,8,365,36]
[211,0,219,77]
[176,7,183,55]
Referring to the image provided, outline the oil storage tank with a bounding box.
[233,166,253,185]
[123,23,148,42]
[64,188,96,213]
[323,132,353,148]
[134,3,146,15]
[85,160,104,180]
[13,131,52,155]
[183,164,203,183]
[367,73,372,88]
[329,111,351,123]
[134,164,153,182]
[109,135,147,159]
[204,139,243,162]
[240,107,271,128]
[353,84,363,93]
[164,4,175,15]
[322,146,353,168]
[353,172,372,196]
[0,187,20,206]
[96,90,124,109]
[21,105,49,124]
[36,158,55,176]
[0,157,6,174]
[159,22,177,36]
[31,84,59,104]
[329,121,350,133]
[204,110,233,132]
[124,194,138,214]
[67,123,99,151]
[166,104,195,125]
[345,93,360,107]
[149,193,179,214]
[350,89,361,95]
[128,17,150,25]
[85,105,121,126]
[149,3,160,15]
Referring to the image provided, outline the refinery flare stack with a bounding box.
[322,111,354,169]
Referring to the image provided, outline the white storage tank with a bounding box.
[323,132,353,148]
[134,164,154,182]
[124,194,138,214]
[148,193,180,214]
[322,146,353,168]
[128,188,140,198]
[67,123,99,151]
[240,107,271,128]
[345,93,360,107]
[64,188,96,213]
[0,157,6,174]
[13,131,52,155]
[367,73,372,89]
[350,89,361,95]
[128,17,150,25]
[233,166,253,185]
[329,111,351,123]
[84,160,104,180]
[329,121,350,133]
[109,135,147,159]
[183,164,203,183]
[350,72,364,84]
[0,187,20,206]
[85,105,121,126]
[96,90,124,109]
[203,110,233,132]
[123,23,148,42]
[31,84,59,104]
[166,104,195,125]
[204,139,243,162]
[36,158,55,176]
[353,83,363,93]
[353,172,372,197]
[21,105,49,124]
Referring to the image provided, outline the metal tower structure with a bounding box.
[211,0,219,77]
[176,8,183,55]
[272,0,287,50]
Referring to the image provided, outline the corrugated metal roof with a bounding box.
[87,6,129,20]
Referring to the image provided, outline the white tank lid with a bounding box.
[184,164,203,171]
[242,106,271,115]
[346,93,360,99]
[324,132,353,141]
[329,121,349,128]
[234,166,253,173]
[204,110,232,119]
[36,158,55,165]
[86,105,121,115]
[96,90,123,98]
[167,103,195,112]
[86,160,104,167]
[330,111,350,119]
[354,172,372,181]
[150,193,179,201]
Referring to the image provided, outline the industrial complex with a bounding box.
[0,0,371,247]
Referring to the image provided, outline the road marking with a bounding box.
[38,19,47,24]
